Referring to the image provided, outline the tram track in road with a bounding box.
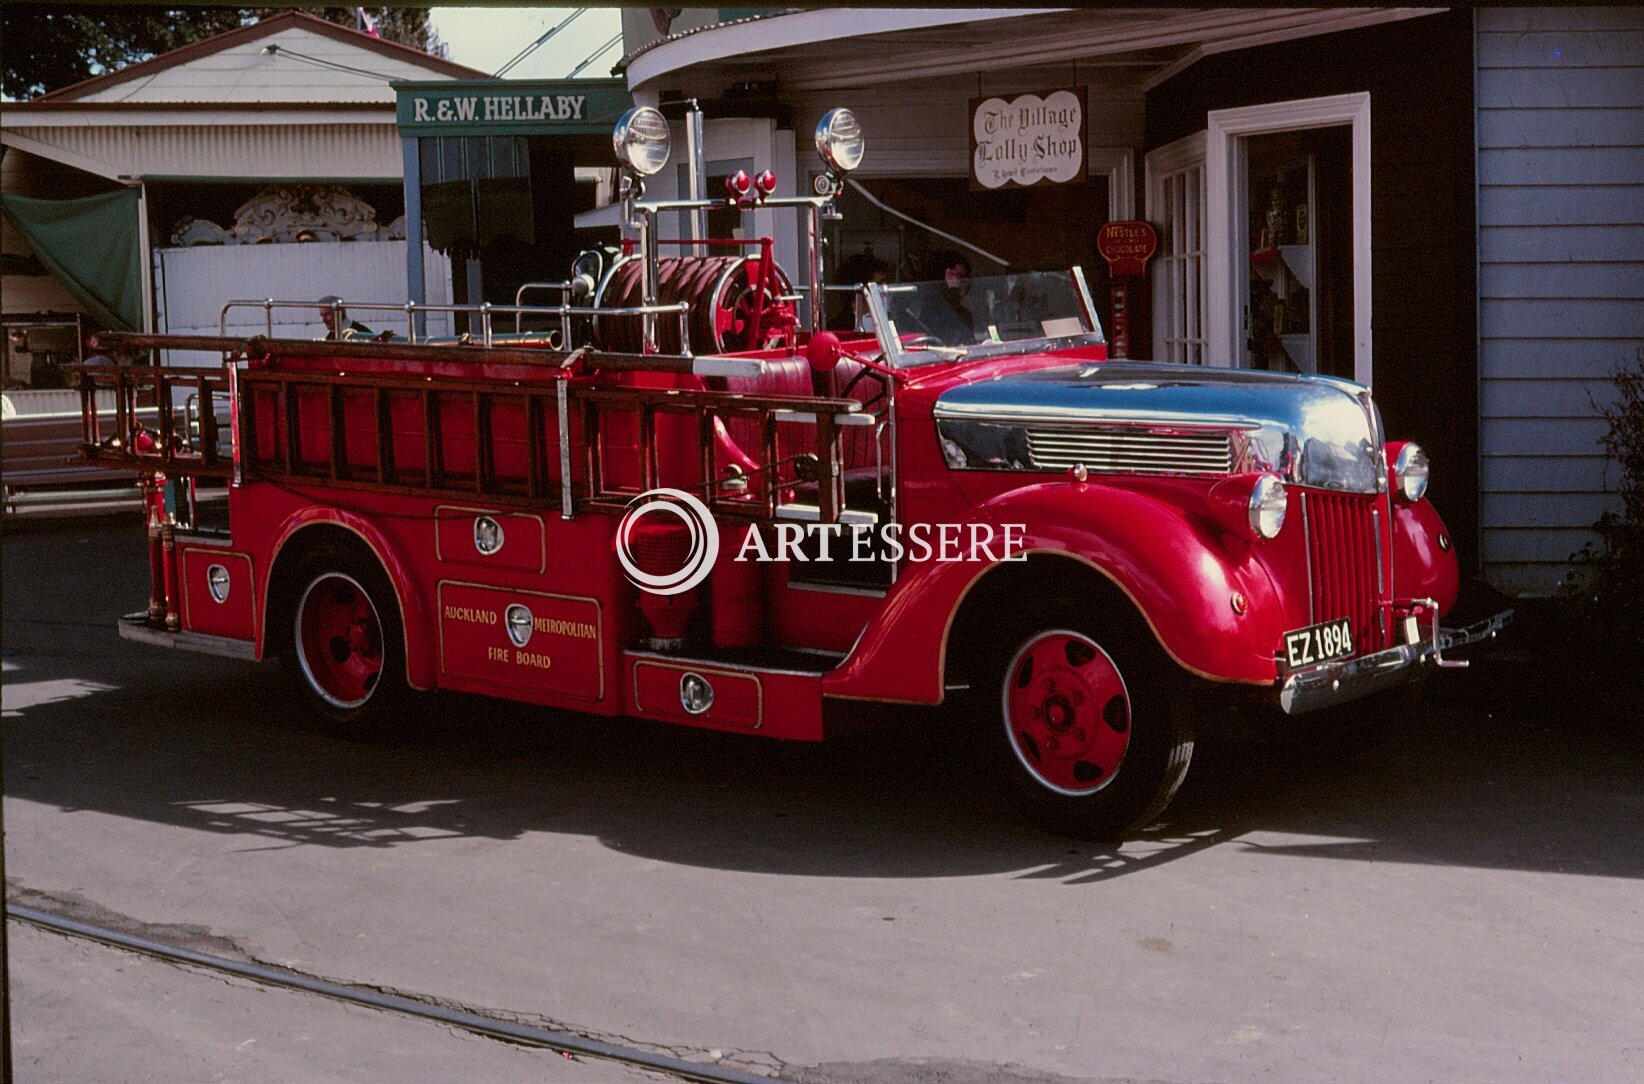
[7,902,782,1084]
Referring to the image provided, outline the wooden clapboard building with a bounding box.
[617,6,1644,596]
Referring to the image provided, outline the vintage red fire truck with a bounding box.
[78,106,1509,838]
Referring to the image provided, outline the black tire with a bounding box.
[972,601,1194,841]
[280,542,410,741]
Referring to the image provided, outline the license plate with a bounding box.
[1283,618,1355,668]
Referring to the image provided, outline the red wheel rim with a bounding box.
[713,263,789,352]
[295,573,384,709]
[716,288,774,351]
[1002,630,1131,795]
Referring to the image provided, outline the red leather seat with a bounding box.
[718,354,883,474]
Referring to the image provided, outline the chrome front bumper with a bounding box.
[1278,608,1514,716]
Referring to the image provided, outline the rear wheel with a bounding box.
[976,603,1193,840]
[284,546,408,740]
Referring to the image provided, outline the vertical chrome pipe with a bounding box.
[686,101,707,258]
[806,203,826,332]
[557,376,574,520]
[640,208,659,352]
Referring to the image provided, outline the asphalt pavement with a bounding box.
[4,516,1641,1083]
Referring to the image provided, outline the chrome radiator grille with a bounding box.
[1305,491,1382,653]
[1025,426,1235,476]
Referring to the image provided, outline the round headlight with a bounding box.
[1394,443,1430,502]
[815,108,865,174]
[1248,475,1288,540]
[612,106,671,177]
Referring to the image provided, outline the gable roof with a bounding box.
[32,11,485,104]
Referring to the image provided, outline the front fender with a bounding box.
[1391,497,1460,616]
[823,480,1285,704]
[261,507,438,691]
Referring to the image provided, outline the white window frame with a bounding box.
[1089,147,1136,222]
[1144,131,1208,365]
[1205,92,1372,384]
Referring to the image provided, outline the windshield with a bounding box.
[863,269,1102,366]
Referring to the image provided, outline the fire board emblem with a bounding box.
[206,564,230,604]
[474,515,505,556]
[679,672,714,715]
[505,604,533,648]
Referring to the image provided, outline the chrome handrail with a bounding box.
[217,298,692,356]
[513,281,576,337]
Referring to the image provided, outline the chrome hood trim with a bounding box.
[933,362,1384,494]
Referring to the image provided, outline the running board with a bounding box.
[118,612,257,660]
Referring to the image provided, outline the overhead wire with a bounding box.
[494,8,588,78]
[261,44,398,83]
[565,32,623,80]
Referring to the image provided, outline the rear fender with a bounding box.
[261,508,437,690]
[822,480,1285,704]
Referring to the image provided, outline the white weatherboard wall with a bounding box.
[154,241,452,366]
[1477,6,1644,595]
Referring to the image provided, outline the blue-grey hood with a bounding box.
[932,361,1385,494]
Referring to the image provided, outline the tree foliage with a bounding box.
[1,6,447,100]
[1567,345,1644,653]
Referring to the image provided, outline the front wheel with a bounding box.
[978,606,1194,840]
[285,547,409,740]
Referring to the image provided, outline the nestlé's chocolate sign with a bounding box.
[1097,220,1158,277]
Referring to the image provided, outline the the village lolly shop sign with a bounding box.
[969,87,1087,191]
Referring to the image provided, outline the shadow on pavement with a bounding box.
[5,519,1641,883]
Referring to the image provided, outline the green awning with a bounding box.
[0,188,142,330]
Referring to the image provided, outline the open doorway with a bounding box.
[1243,126,1354,379]
[1205,92,1371,384]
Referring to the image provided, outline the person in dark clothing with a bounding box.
[829,252,892,332]
[916,250,975,345]
[317,296,380,341]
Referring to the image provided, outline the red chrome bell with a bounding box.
[806,331,843,374]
